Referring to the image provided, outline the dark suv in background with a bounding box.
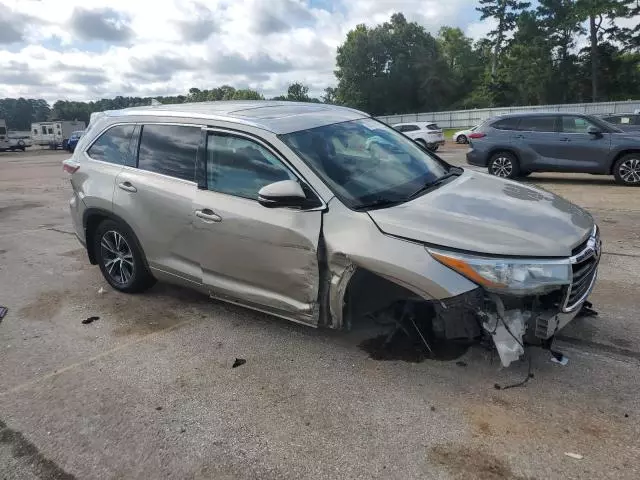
[600,113,640,133]
[466,112,640,185]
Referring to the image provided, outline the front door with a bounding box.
[194,130,322,325]
[509,115,561,170]
[555,115,611,173]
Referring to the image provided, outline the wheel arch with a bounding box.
[83,208,150,269]
[609,149,640,175]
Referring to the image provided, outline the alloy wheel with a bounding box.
[491,157,513,177]
[100,230,135,285]
[619,158,640,184]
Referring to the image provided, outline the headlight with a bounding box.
[428,248,571,295]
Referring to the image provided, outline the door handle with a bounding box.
[560,137,570,142]
[514,135,525,139]
[118,181,137,192]
[195,209,222,223]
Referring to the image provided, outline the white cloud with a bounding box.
[0,0,481,102]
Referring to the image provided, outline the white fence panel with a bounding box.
[376,100,640,129]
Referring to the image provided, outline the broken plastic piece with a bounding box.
[579,300,598,317]
[564,452,583,460]
[551,354,569,366]
[483,310,527,367]
[98,287,106,295]
[232,358,246,368]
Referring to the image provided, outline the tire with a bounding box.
[488,152,520,179]
[613,154,640,186]
[429,144,439,152]
[457,135,467,144]
[415,139,428,149]
[17,140,25,147]
[93,219,156,293]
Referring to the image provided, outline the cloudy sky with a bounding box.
[0,0,495,102]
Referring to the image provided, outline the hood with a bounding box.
[368,171,594,257]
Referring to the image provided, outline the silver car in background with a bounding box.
[64,101,600,367]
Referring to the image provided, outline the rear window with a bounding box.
[491,117,520,130]
[87,124,135,166]
[517,116,557,132]
[137,124,201,181]
[0,127,6,135]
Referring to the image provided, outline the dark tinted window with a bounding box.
[491,118,520,130]
[396,125,419,132]
[561,116,598,134]
[206,133,296,200]
[137,124,200,181]
[602,116,621,124]
[425,124,439,130]
[517,116,557,132]
[87,124,135,165]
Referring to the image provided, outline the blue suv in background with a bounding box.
[466,112,640,186]
[66,130,84,152]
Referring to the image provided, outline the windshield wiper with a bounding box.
[353,197,405,211]
[407,167,463,200]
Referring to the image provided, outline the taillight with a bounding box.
[63,160,80,174]
[469,132,486,139]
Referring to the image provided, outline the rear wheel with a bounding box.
[93,219,156,293]
[488,152,520,179]
[613,154,640,186]
[428,144,439,152]
[457,135,467,144]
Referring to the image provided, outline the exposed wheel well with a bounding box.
[609,150,640,174]
[342,268,426,329]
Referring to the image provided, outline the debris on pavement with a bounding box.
[578,300,598,318]
[455,361,467,367]
[564,452,584,460]
[81,316,100,325]
[232,358,246,368]
[155,406,163,411]
[551,354,569,366]
[0,305,7,323]
[98,287,106,295]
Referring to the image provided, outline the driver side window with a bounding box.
[562,116,597,134]
[206,133,296,200]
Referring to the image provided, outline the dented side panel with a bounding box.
[195,188,322,325]
[322,199,478,329]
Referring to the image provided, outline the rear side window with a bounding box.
[137,124,201,181]
[517,116,557,132]
[206,133,296,200]
[602,116,620,124]
[396,125,419,132]
[425,124,439,130]
[491,118,520,130]
[87,124,135,165]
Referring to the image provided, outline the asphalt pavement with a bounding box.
[1,148,639,479]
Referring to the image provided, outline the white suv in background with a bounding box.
[392,122,445,151]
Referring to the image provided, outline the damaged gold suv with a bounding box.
[64,101,600,367]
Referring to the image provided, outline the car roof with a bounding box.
[393,121,437,126]
[101,101,369,135]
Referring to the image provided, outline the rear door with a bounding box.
[555,115,611,173]
[81,124,136,213]
[194,129,323,325]
[398,124,421,141]
[510,115,561,171]
[112,123,203,284]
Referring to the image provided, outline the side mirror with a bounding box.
[587,126,602,136]
[258,180,307,208]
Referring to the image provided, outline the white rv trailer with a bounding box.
[31,120,86,149]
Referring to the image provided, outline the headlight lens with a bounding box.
[428,248,571,295]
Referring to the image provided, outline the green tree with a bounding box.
[335,13,453,115]
[286,82,311,101]
[231,89,264,100]
[477,0,532,76]
[437,27,484,107]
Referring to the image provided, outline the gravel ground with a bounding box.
[1,148,639,480]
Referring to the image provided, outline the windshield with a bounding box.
[280,118,450,210]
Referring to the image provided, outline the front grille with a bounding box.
[563,227,600,312]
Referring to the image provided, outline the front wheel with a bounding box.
[488,152,520,179]
[94,219,156,293]
[613,154,640,186]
